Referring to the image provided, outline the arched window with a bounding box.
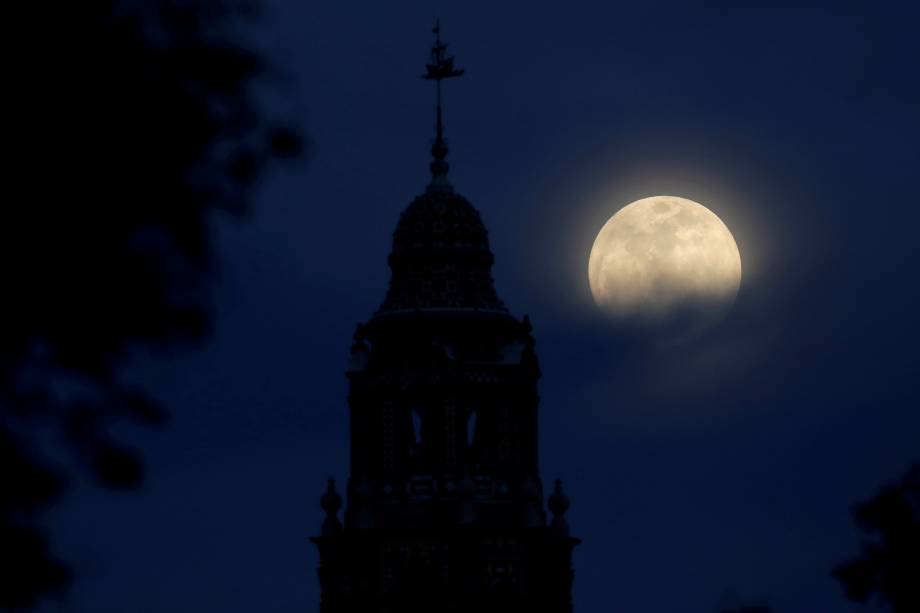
[410,408,423,457]
[467,410,477,448]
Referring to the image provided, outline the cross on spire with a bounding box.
[422,20,464,188]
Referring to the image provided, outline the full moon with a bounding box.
[588,195,742,341]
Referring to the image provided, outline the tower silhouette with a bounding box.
[311,24,579,613]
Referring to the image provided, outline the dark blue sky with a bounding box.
[41,1,919,612]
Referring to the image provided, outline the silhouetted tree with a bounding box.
[2,1,301,609]
[833,463,920,613]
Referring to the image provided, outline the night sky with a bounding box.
[40,1,919,612]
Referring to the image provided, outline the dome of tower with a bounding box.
[376,186,508,315]
[391,187,490,253]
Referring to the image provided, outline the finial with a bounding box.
[548,479,571,537]
[320,477,343,536]
[422,20,464,190]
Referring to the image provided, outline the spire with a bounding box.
[422,20,464,190]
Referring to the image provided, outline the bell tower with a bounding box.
[310,23,579,613]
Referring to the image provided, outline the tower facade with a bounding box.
[311,25,579,613]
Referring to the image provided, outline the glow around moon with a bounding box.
[588,195,742,339]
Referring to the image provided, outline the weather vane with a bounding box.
[422,20,464,187]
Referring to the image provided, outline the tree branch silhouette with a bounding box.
[833,463,920,613]
[2,1,302,609]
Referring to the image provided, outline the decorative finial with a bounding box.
[548,479,571,537]
[422,19,464,190]
[348,323,370,373]
[320,477,343,536]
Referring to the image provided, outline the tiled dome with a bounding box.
[376,186,507,314]
[392,188,490,253]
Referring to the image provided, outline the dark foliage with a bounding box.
[833,464,920,613]
[1,1,301,609]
